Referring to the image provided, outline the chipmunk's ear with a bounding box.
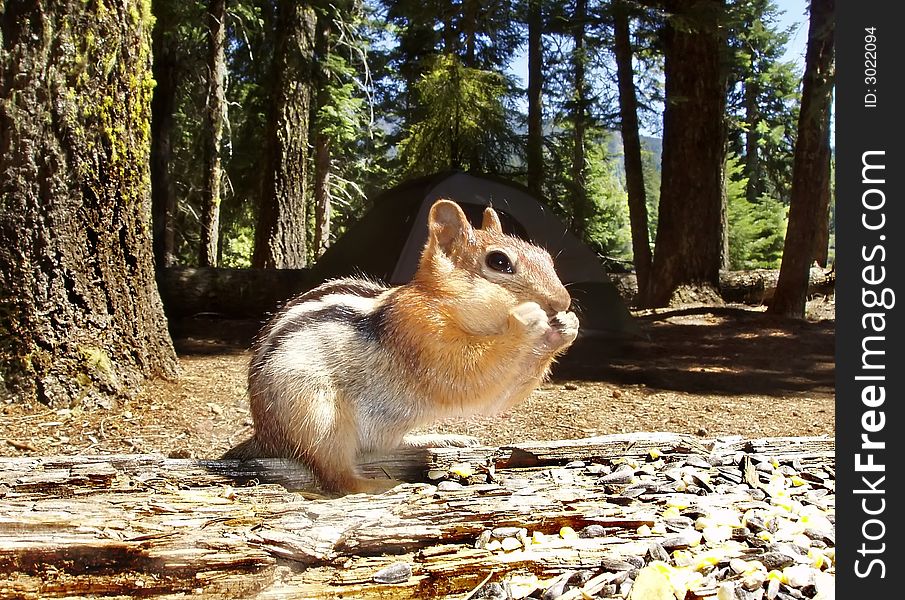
[428,200,472,255]
[481,206,503,234]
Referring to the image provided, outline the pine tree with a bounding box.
[725,0,800,204]
[311,0,372,256]
[647,0,727,307]
[380,0,522,176]
[397,54,520,176]
[769,0,834,317]
[526,0,545,196]
[613,0,653,300]
[200,0,228,267]
[252,0,317,269]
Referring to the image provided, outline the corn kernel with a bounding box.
[449,463,474,478]
[559,526,578,540]
[663,506,681,518]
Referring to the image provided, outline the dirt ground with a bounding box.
[0,297,835,459]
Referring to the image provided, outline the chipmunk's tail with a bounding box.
[221,436,263,460]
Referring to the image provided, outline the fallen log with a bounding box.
[0,433,835,599]
[158,266,835,320]
[610,267,835,306]
[157,266,312,319]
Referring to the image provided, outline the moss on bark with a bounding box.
[1,0,178,406]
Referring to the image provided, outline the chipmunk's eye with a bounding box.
[486,250,514,274]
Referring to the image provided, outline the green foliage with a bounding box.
[641,143,661,242]
[544,127,631,262]
[583,135,632,262]
[397,54,521,176]
[725,0,800,202]
[308,1,383,253]
[147,0,816,279]
[725,154,788,270]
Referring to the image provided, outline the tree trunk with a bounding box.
[150,0,178,269]
[647,0,727,307]
[312,17,332,259]
[526,0,544,197]
[463,0,477,67]
[313,135,332,258]
[613,3,653,304]
[744,78,764,204]
[253,0,316,269]
[200,0,227,267]
[720,152,731,270]
[570,0,591,240]
[0,0,178,405]
[719,23,732,272]
[769,0,834,317]
[811,111,833,267]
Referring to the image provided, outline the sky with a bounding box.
[775,0,810,66]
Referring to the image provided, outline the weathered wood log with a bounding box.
[717,267,835,305]
[158,266,835,321]
[610,267,835,306]
[157,266,313,319]
[0,433,835,599]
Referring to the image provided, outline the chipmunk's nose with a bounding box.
[549,285,571,314]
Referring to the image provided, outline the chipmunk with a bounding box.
[227,200,579,494]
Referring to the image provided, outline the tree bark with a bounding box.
[253,0,317,269]
[312,16,332,258]
[150,0,179,269]
[0,0,178,405]
[570,0,591,240]
[613,3,653,304]
[744,78,765,204]
[647,0,727,307]
[312,136,332,258]
[462,0,478,67]
[200,0,227,267]
[769,0,834,316]
[526,0,544,197]
[0,434,833,597]
[811,112,833,267]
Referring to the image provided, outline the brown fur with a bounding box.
[226,200,579,494]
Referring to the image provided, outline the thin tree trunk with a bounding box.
[200,0,227,267]
[811,107,833,267]
[526,0,544,197]
[613,2,652,303]
[313,135,332,257]
[744,78,764,204]
[463,0,477,67]
[720,153,731,270]
[312,17,332,258]
[570,0,591,240]
[0,0,178,405]
[252,0,316,269]
[647,0,727,307]
[719,19,732,272]
[150,0,178,269]
[770,0,834,316]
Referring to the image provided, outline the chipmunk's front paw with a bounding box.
[543,311,579,351]
[509,302,550,338]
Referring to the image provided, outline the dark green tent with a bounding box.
[310,171,634,335]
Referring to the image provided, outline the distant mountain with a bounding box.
[604,131,662,179]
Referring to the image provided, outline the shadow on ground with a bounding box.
[168,305,834,400]
[556,307,834,398]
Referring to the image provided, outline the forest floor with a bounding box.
[0,297,836,459]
